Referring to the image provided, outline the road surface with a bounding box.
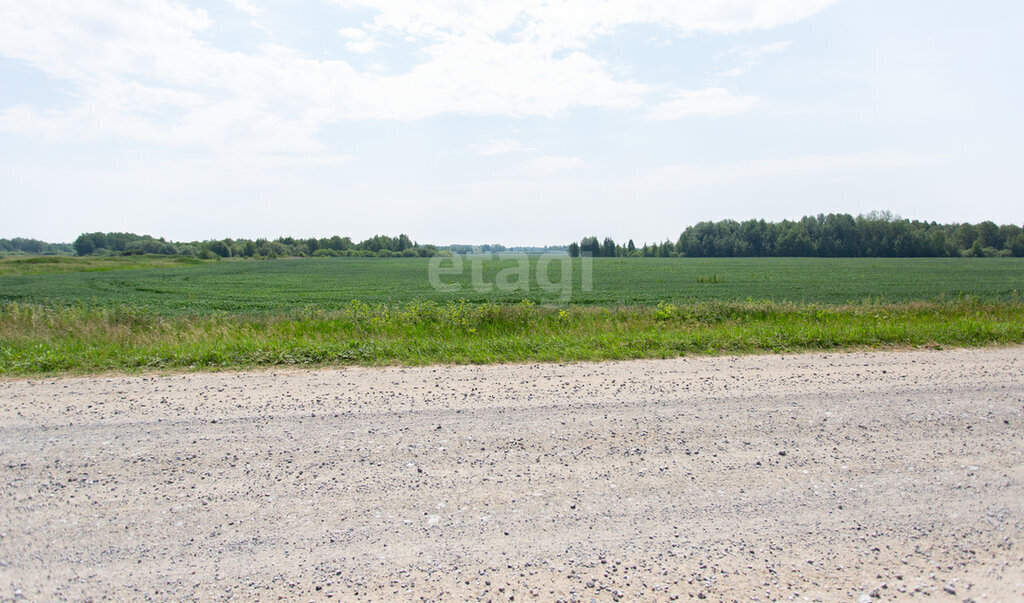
[2,348,1022,600]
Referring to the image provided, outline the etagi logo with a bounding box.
[428,252,592,303]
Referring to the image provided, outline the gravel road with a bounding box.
[2,348,1023,601]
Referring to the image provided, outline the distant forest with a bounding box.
[62,233,441,259]
[2,212,1022,260]
[47,233,561,259]
[0,238,73,255]
[569,212,1024,258]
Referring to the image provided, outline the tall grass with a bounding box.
[0,254,208,276]
[2,299,1022,376]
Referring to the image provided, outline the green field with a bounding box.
[1,256,1022,376]
[2,256,1022,312]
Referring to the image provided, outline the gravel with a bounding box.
[1,347,1022,600]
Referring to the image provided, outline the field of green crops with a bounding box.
[2,256,1022,313]
[2,255,1023,376]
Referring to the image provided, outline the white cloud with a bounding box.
[516,155,588,175]
[0,0,837,153]
[139,152,359,174]
[226,0,263,18]
[473,138,534,156]
[646,88,760,119]
[339,1,835,47]
[714,40,792,77]
[338,27,381,54]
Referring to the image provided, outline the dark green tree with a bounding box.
[72,234,95,256]
[208,240,231,258]
[602,237,616,258]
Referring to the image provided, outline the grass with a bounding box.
[1,299,1022,376]
[0,254,209,276]
[1,256,1023,376]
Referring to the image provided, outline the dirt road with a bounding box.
[2,348,1023,600]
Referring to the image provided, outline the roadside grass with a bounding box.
[2,299,1022,377]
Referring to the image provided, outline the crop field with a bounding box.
[2,256,1023,312]
[1,255,1023,375]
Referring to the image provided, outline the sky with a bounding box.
[1,0,1022,245]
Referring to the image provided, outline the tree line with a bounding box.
[63,233,568,259]
[6,212,1023,260]
[70,232,442,259]
[0,238,73,255]
[568,212,1024,258]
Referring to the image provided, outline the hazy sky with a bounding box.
[1,0,1021,245]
